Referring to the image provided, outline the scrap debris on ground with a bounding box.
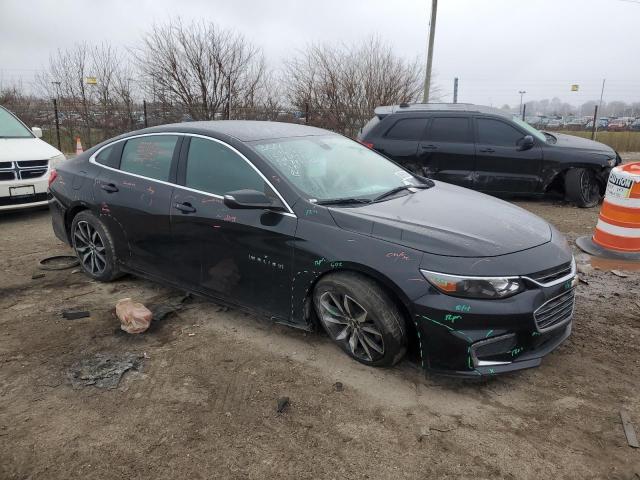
[66,352,144,389]
[62,310,90,320]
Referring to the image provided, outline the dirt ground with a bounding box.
[1,195,640,479]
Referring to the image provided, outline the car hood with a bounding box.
[548,132,615,155]
[0,137,62,162]
[328,182,552,257]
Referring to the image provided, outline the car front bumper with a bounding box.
[410,276,576,378]
[0,176,49,211]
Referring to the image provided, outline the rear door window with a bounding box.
[185,137,266,195]
[95,145,115,166]
[476,118,523,147]
[359,116,380,138]
[120,135,179,181]
[385,118,428,140]
[426,117,472,143]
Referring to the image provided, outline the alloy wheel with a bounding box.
[73,220,107,275]
[580,170,599,203]
[318,291,385,362]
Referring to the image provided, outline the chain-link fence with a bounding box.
[3,98,374,154]
[3,98,640,153]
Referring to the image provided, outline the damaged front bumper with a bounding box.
[411,256,577,379]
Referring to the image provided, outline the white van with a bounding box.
[0,106,66,211]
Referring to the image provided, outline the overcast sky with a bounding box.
[1,0,639,106]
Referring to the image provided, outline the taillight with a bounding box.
[48,169,58,188]
[359,140,374,149]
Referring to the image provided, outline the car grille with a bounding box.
[534,289,575,331]
[527,261,573,285]
[0,160,49,181]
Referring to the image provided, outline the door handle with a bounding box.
[421,144,438,150]
[479,148,495,153]
[100,183,119,193]
[174,202,196,213]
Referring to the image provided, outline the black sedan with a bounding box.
[49,121,577,377]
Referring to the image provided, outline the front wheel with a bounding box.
[71,211,121,282]
[565,168,601,208]
[313,272,407,367]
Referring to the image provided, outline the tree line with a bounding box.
[0,19,428,149]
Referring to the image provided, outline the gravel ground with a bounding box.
[1,196,639,479]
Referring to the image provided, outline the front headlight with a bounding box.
[607,157,616,167]
[49,153,66,167]
[421,269,524,299]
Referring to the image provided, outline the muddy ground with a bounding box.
[1,194,640,479]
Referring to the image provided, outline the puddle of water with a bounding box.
[589,256,640,272]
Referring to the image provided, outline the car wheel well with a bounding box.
[65,205,90,239]
[304,268,420,361]
[546,167,606,196]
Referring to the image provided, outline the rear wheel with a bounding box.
[71,211,121,282]
[565,168,601,208]
[313,272,407,367]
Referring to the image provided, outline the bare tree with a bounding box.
[134,19,267,120]
[36,43,93,143]
[284,36,434,136]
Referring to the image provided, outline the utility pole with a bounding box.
[591,105,598,140]
[51,81,62,150]
[453,77,458,104]
[227,73,232,120]
[422,0,438,103]
[518,90,526,117]
[595,79,606,138]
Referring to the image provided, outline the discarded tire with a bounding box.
[38,255,80,271]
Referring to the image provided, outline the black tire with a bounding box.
[313,272,407,367]
[71,210,121,282]
[565,168,601,208]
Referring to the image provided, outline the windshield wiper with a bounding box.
[373,183,431,202]
[315,198,372,206]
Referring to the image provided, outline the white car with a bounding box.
[0,106,66,211]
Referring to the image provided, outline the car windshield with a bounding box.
[512,117,547,143]
[253,135,426,203]
[0,107,33,138]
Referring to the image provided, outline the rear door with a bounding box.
[371,116,429,172]
[473,116,543,193]
[417,115,475,187]
[170,135,297,321]
[93,134,181,278]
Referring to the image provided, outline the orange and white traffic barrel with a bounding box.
[577,162,640,260]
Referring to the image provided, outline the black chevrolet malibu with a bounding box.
[49,121,577,377]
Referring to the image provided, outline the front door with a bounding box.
[93,134,181,278]
[170,136,297,321]
[473,116,543,193]
[417,115,475,187]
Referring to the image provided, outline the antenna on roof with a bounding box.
[399,103,410,108]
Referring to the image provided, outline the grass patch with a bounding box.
[557,130,640,153]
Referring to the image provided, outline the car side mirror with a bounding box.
[224,189,285,211]
[517,135,534,151]
[32,127,43,138]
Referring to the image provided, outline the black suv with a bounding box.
[358,103,622,207]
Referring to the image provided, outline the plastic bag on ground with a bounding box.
[116,298,152,334]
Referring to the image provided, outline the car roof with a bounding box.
[137,120,331,142]
[374,103,512,119]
